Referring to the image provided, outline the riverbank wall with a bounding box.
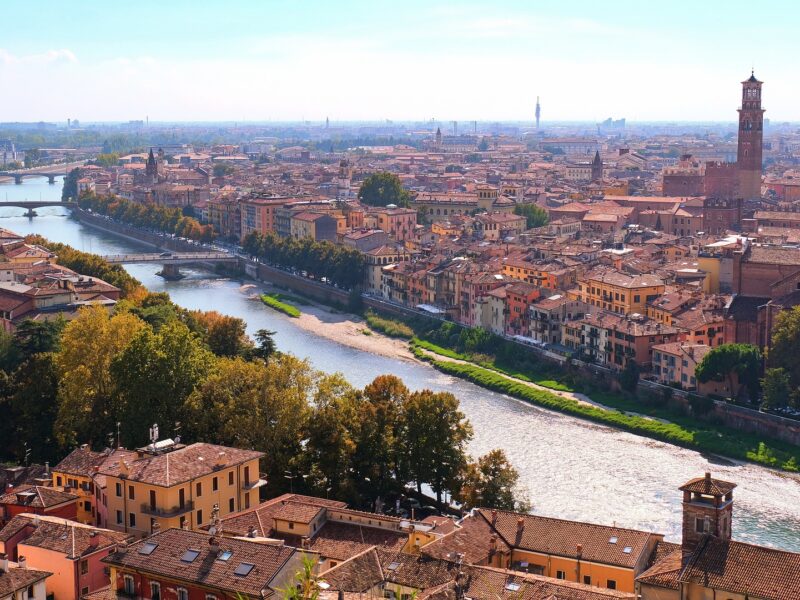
[71,208,800,447]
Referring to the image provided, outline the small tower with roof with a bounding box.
[145,148,158,184]
[680,472,736,559]
[591,150,603,182]
[435,127,442,150]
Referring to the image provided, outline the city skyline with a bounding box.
[2,0,800,123]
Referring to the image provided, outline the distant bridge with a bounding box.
[102,252,238,279]
[0,201,76,216]
[0,161,86,184]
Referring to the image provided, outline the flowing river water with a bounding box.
[2,176,800,550]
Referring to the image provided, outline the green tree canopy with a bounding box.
[513,203,549,229]
[762,367,793,410]
[695,343,762,400]
[357,172,410,207]
[401,389,473,502]
[768,306,800,391]
[457,449,525,511]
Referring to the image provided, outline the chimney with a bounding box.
[491,509,497,524]
[705,472,712,484]
[577,544,582,557]
[489,535,497,554]
[18,555,26,569]
[117,542,128,555]
[89,532,99,548]
[516,517,525,534]
[0,553,8,573]
[209,537,220,556]
[247,525,257,538]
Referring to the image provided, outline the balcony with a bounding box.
[140,500,194,518]
[242,478,268,492]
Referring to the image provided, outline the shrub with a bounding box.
[365,311,413,339]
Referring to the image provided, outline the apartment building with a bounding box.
[99,442,264,538]
[576,270,665,316]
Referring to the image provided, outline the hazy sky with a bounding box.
[2,0,799,123]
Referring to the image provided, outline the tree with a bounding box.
[62,168,80,201]
[769,307,800,389]
[695,343,762,400]
[112,320,215,447]
[513,203,549,229]
[213,163,235,177]
[251,329,278,362]
[190,310,251,357]
[357,172,410,207]
[762,368,792,410]
[281,555,320,600]
[0,319,65,372]
[352,375,408,505]
[301,374,362,502]
[618,360,640,393]
[457,449,524,511]
[54,306,147,449]
[6,354,61,463]
[184,355,312,494]
[477,137,490,151]
[401,390,473,502]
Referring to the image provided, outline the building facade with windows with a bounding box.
[99,443,264,538]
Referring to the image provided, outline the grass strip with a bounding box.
[412,338,573,392]
[414,346,800,473]
[261,294,301,318]
[365,310,414,339]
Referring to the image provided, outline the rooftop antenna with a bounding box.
[174,421,182,445]
[149,423,159,451]
[23,442,30,466]
[116,421,121,449]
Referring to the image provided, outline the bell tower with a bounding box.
[680,472,736,560]
[736,71,765,200]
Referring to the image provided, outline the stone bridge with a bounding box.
[102,252,238,279]
[0,201,77,216]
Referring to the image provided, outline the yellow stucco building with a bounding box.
[99,442,264,538]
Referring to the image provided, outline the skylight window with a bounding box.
[138,542,158,555]
[608,536,618,544]
[234,563,255,577]
[504,582,521,592]
[387,562,401,571]
[623,546,633,554]
[217,550,233,562]
[181,549,200,563]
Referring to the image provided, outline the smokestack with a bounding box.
[491,510,497,524]
[89,532,99,548]
[516,517,525,534]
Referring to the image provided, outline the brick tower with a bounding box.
[736,71,765,200]
[680,472,736,560]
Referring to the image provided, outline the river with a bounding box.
[2,176,800,551]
